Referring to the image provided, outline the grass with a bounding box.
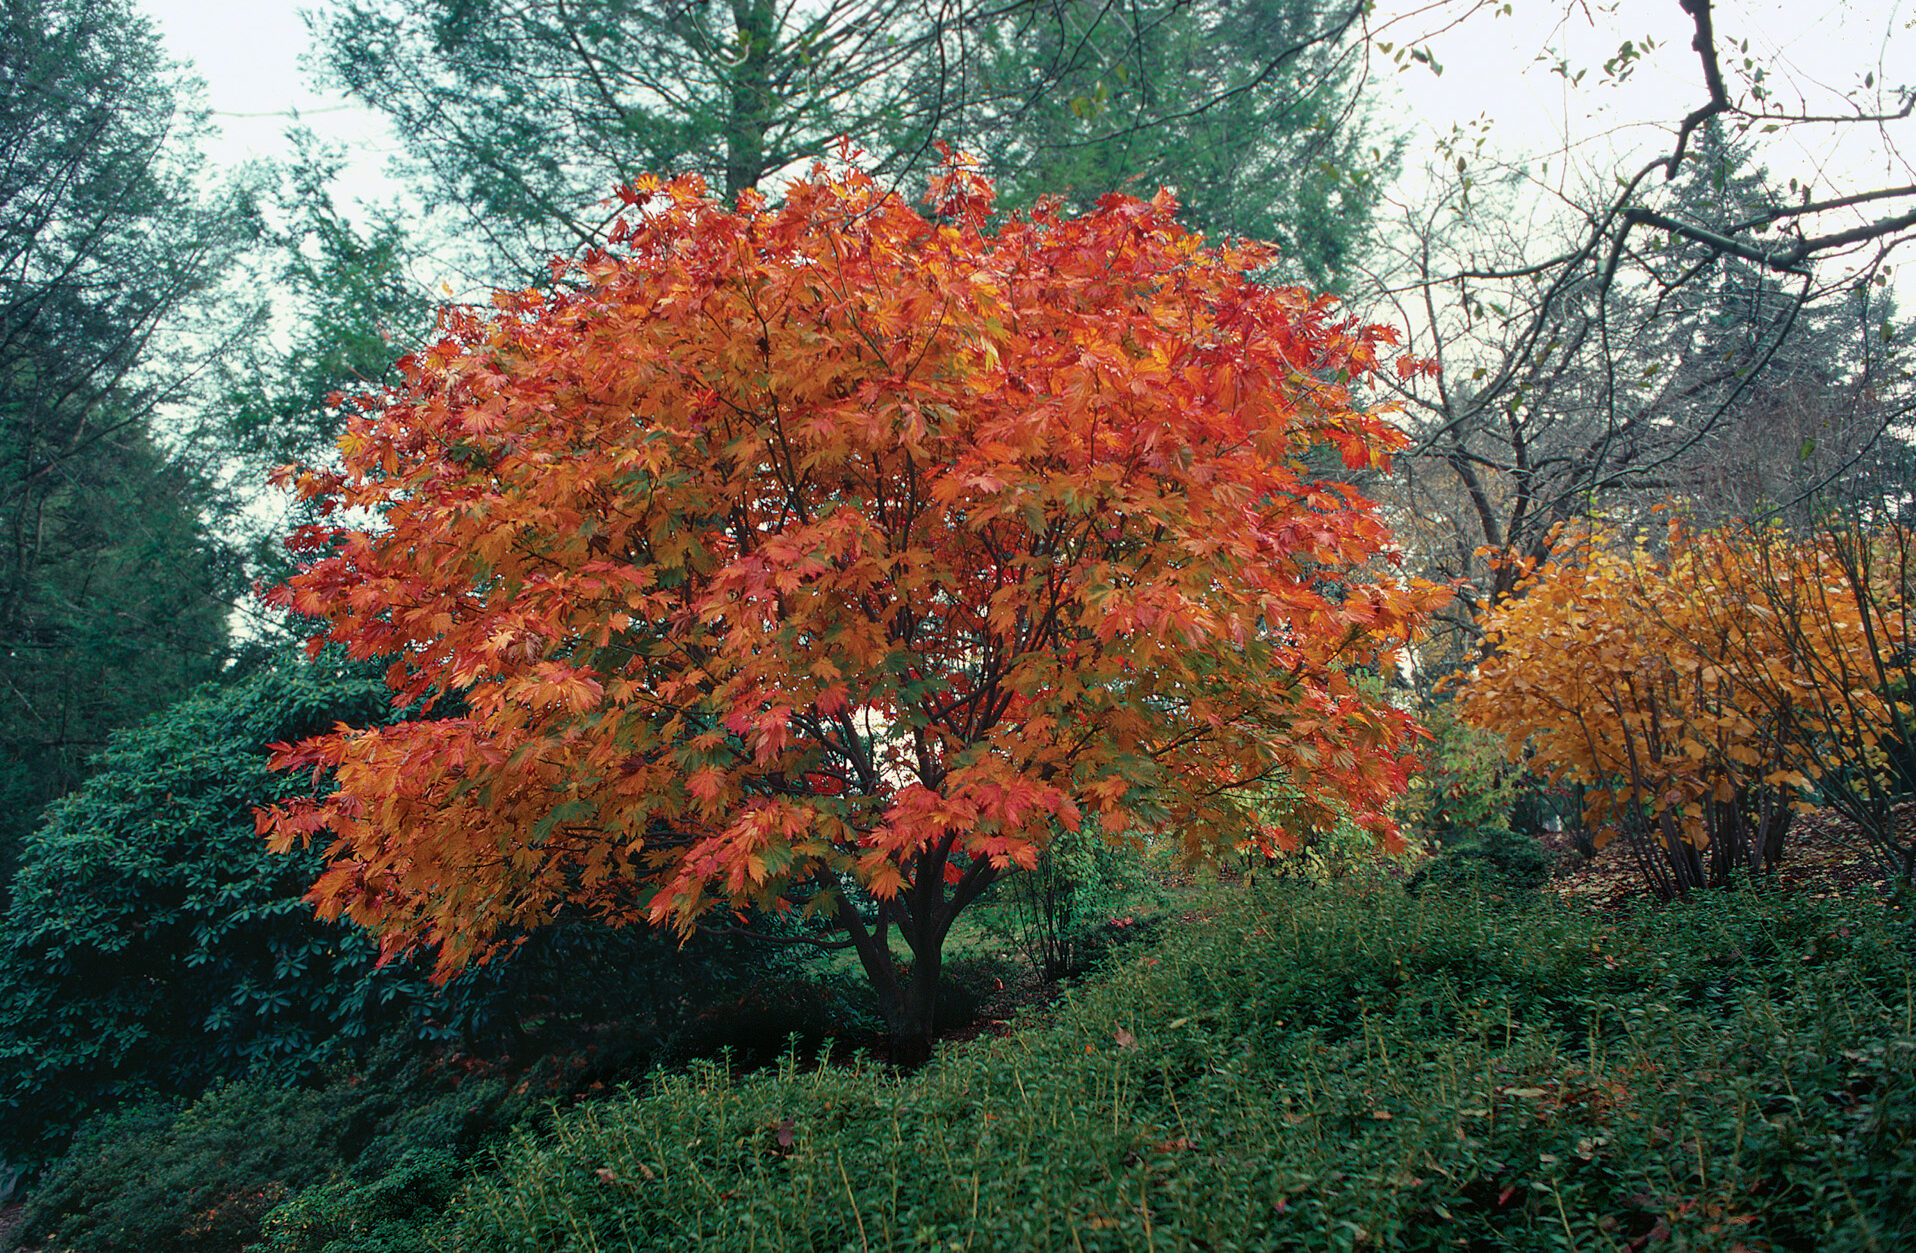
[433,880,1916,1252]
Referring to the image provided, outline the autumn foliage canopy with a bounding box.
[1458,519,1913,895]
[258,160,1443,1037]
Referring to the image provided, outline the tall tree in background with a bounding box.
[0,0,256,888]
[955,0,1387,287]
[209,137,436,623]
[312,0,1387,284]
[316,0,960,278]
[1611,126,1907,528]
[219,140,434,474]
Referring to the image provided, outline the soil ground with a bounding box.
[1539,799,1915,910]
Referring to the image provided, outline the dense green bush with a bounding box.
[0,658,445,1170]
[1400,700,1524,837]
[257,1145,472,1253]
[21,1084,348,1252]
[12,1042,546,1253]
[0,655,802,1176]
[9,925,935,1252]
[1406,824,1552,899]
[441,884,1915,1252]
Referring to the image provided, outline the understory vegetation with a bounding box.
[11,873,1913,1252]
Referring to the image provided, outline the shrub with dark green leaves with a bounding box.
[1400,700,1524,837]
[13,1042,544,1253]
[18,1085,342,1253]
[0,654,845,1174]
[0,657,441,1169]
[257,1145,470,1253]
[11,946,908,1253]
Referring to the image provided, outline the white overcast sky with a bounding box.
[140,0,1913,290]
[142,2,399,183]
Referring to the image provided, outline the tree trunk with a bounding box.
[833,891,946,1068]
[724,0,775,201]
[830,850,997,1068]
[887,944,943,1068]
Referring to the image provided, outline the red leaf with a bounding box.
[257,157,1443,1058]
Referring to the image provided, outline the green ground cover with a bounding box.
[444,882,1913,1253]
[12,876,1912,1253]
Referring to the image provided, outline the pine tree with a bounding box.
[0,0,255,889]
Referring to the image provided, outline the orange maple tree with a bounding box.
[1457,518,1910,896]
[257,160,1446,1055]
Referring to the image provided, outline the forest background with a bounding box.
[1,0,1914,1246]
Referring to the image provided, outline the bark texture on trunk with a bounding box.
[829,836,1000,1066]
